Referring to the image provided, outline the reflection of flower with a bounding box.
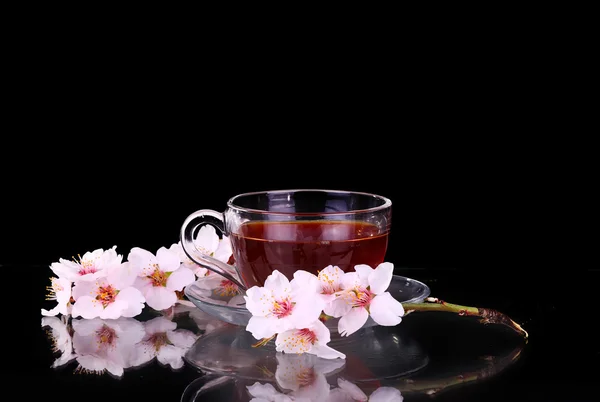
[244,347,403,401]
[329,378,403,401]
[41,316,76,368]
[172,303,230,335]
[42,308,202,378]
[129,247,195,311]
[194,273,241,297]
[71,262,145,319]
[246,352,409,402]
[275,353,345,400]
[130,316,198,370]
[72,317,145,377]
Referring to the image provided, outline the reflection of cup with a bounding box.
[180,189,392,289]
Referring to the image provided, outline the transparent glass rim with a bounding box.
[226,189,392,216]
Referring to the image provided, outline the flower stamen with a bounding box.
[214,279,240,297]
[280,328,319,354]
[271,298,294,318]
[95,324,117,349]
[45,278,63,301]
[347,287,374,308]
[147,332,171,352]
[318,269,343,295]
[95,285,118,308]
[148,267,168,287]
[296,367,317,387]
[73,254,98,276]
[297,328,318,344]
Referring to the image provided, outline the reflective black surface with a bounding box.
[28,266,597,401]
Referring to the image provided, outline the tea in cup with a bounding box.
[180,189,392,289]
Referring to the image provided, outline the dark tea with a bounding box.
[229,220,389,288]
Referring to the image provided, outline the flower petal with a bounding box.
[247,382,287,401]
[264,270,291,300]
[213,236,233,262]
[113,286,145,318]
[369,292,404,326]
[103,360,125,378]
[194,225,220,254]
[338,307,369,337]
[193,274,222,290]
[193,266,209,278]
[311,354,346,374]
[71,296,104,319]
[353,264,374,282]
[156,344,185,369]
[290,296,325,329]
[41,306,62,316]
[110,318,146,345]
[55,278,73,304]
[99,299,130,320]
[368,262,394,295]
[157,246,181,272]
[290,372,330,401]
[341,272,366,290]
[97,246,123,269]
[127,247,157,277]
[368,386,404,402]
[144,316,177,334]
[305,319,330,345]
[52,349,77,368]
[337,378,368,401]
[275,329,312,354]
[76,355,122,377]
[310,344,346,360]
[323,296,352,318]
[144,286,178,311]
[129,342,156,368]
[166,266,195,291]
[71,317,103,336]
[167,329,198,348]
[50,260,79,281]
[244,286,275,317]
[246,316,278,339]
[318,265,345,292]
[72,278,102,301]
[291,270,320,297]
[107,261,140,289]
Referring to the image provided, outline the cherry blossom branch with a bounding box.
[402,297,528,339]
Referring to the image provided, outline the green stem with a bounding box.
[402,297,528,339]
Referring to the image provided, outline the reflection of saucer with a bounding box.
[184,274,431,330]
[181,316,526,402]
[183,320,429,382]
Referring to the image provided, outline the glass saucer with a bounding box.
[183,321,429,383]
[184,275,430,331]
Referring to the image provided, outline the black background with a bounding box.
[7,27,594,399]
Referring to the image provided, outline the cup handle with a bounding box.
[180,209,247,291]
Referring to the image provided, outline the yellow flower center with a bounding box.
[148,332,171,352]
[96,324,117,348]
[96,285,118,308]
[148,266,169,287]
